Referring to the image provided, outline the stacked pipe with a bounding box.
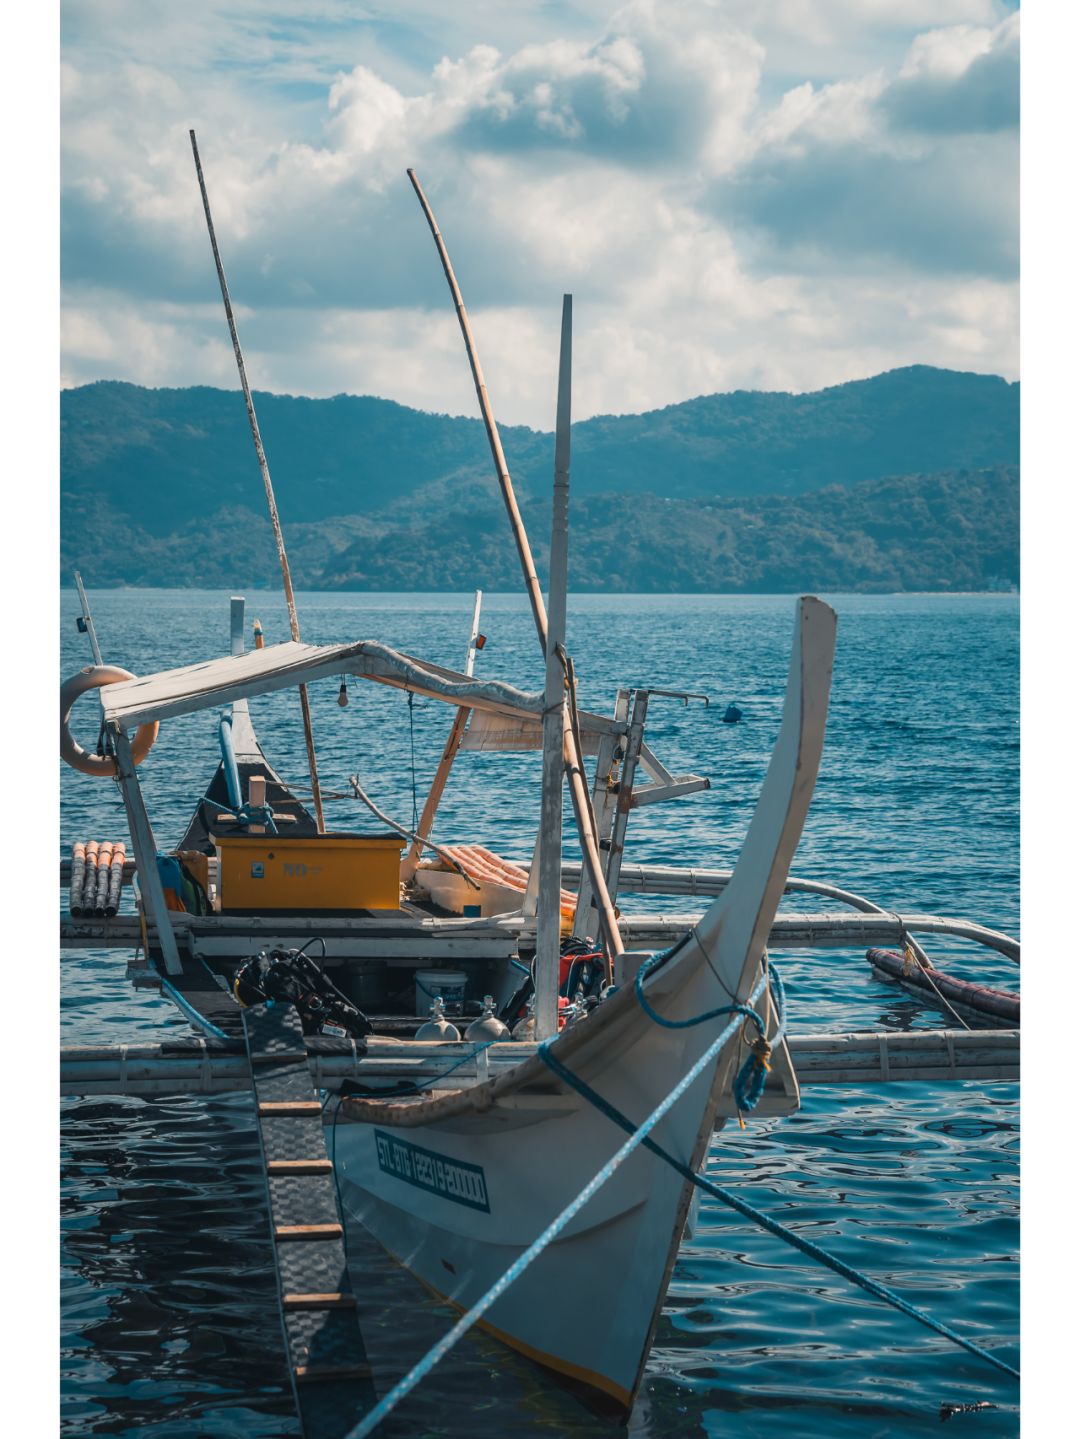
[68,840,128,917]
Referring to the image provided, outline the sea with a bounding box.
[60,589,1019,1438]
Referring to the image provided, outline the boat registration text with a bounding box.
[374,1130,491,1212]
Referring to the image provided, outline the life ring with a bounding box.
[60,665,159,777]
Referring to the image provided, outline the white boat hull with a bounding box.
[327,596,836,1415]
[331,991,728,1408]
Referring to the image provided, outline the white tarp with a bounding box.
[460,708,602,754]
[99,638,623,740]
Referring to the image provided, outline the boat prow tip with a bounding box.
[691,594,837,971]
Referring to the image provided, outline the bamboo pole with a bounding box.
[106,843,126,917]
[69,842,87,916]
[93,841,115,916]
[407,170,623,963]
[189,129,325,833]
[407,171,547,651]
[58,1029,1020,1098]
[82,841,100,919]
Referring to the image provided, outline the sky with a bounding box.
[57,0,1021,427]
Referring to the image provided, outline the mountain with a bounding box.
[60,367,1019,591]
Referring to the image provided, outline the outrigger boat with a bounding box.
[60,148,1020,1433]
[60,587,832,1415]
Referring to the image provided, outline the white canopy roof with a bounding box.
[100,638,623,741]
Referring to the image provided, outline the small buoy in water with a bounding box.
[466,995,510,1041]
[722,703,743,724]
[415,996,461,1042]
[338,679,349,707]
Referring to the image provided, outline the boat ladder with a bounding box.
[243,1000,375,1437]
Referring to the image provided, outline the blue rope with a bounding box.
[537,1043,1019,1383]
[341,999,759,1439]
[733,966,787,1116]
[634,947,781,1120]
[634,944,760,1030]
[357,1041,496,1099]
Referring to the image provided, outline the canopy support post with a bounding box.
[534,295,573,1040]
[230,596,245,657]
[110,724,183,976]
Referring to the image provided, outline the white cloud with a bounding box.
[60,1,1021,425]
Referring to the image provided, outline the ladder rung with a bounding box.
[294,1362,373,1384]
[258,1101,323,1116]
[283,1292,357,1310]
[274,1223,344,1242]
[268,1159,334,1176]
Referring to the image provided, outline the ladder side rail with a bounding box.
[604,690,649,909]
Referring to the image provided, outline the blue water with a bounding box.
[60,590,1019,1436]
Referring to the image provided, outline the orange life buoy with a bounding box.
[60,665,159,777]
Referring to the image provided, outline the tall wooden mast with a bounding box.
[407,169,624,966]
[189,129,325,832]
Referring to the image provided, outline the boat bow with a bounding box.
[333,596,837,1415]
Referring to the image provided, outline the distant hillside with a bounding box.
[62,465,1018,595]
[60,367,1019,591]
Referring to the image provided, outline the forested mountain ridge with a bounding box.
[60,367,1019,591]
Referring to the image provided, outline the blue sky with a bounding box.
[59,1,1020,426]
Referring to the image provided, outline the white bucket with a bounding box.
[414,968,468,1016]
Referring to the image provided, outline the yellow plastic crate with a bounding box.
[214,833,402,913]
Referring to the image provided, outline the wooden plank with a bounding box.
[274,1223,344,1242]
[268,1159,333,1175]
[294,1363,373,1384]
[284,1293,356,1311]
[258,1100,323,1117]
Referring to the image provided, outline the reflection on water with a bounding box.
[61,591,1018,1436]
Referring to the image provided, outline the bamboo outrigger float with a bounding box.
[60,149,1019,1435]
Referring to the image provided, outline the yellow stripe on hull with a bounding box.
[380,1236,635,1411]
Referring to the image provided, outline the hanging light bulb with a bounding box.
[337,679,349,708]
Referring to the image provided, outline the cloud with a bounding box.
[885,11,1020,133]
[59,1,1020,425]
[439,5,763,173]
[715,11,1018,277]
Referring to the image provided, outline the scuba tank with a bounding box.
[511,997,537,1041]
[415,996,462,1042]
[465,995,510,1042]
